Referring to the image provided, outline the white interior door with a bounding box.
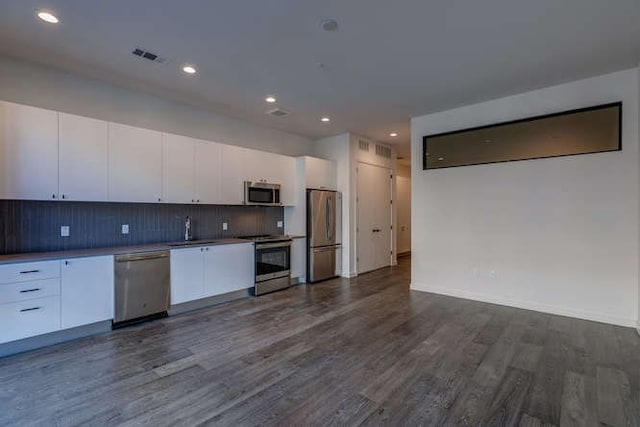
[357,162,392,274]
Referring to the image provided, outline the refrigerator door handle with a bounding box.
[326,196,332,241]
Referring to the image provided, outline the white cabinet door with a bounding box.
[195,140,222,204]
[290,238,306,283]
[0,101,59,200]
[61,256,114,329]
[203,243,254,296]
[109,123,162,202]
[59,113,109,201]
[162,133,195,203]
[0,296,61,344]
[274,155,296,205]
[244,150,296,205]
[221,145,249,204]
[170,248,204,304]
[305,157,337,191]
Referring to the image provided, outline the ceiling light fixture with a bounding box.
[390,133,398,137]
[438,157,444,161]
[182,64,197,74]
[265,96,277,103]
[36,10,59,24]
[321,117,330,123]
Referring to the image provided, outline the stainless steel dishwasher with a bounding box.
[113,251,170,328]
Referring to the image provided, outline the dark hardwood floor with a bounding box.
[1,257,638,426]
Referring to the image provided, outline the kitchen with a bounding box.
[0,98,344,353]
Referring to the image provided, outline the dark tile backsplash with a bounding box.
[0,200,284,255]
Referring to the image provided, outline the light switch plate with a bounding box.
[122,224,129,234]
[277,221,283,228]
[222,222,228,231]
[60,226,70,237]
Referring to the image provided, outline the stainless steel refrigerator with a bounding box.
[307,189,342,282]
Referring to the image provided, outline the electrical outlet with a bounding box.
[472,268,480,279]
[277,220,283,228]
[222,222,228,231]
[60,226,70,237]
[121,224,129,234]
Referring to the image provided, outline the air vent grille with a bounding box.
[358,140,370,152]
[266,108,291,117]
[376,144,392,159]
[132,48,166,63]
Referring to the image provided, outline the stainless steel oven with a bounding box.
[244,181,281,206]
[247,235,292,295]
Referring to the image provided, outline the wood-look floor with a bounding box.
[1,258,638,426]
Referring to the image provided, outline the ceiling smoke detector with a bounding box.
[320,19,339,32]
[266,108,291,118]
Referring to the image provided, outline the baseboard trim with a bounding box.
[0,321,112,358]
[411,282,636,328]
[342,271,358,278]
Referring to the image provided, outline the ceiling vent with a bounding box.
[132,48,166,64]
[358,140,370,152]
[266,108,291,118]
[376,144,392,159]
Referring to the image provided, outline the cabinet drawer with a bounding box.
[0,296,61,344]
[0,278,60,304]
[0,261,60,284]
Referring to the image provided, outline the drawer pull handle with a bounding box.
[19,288,41,293]
[19,269,41,274]
[20,307,42,313]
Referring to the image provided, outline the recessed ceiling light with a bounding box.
[182,64,197,74]
[321,117,330,123]
[390,133,398,137]
[265,96,277,103]
[37,10,59,24]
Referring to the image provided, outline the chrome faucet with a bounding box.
[184,216,193,241]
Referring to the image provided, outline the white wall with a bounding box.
[411,69,639,327]
[396,165,412,254]
[314,133,354,277]
[0,55,312,156]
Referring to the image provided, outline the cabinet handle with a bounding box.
[19,269,41,274]
[52,193,56,199]
[197,199,200,203]
[64,261,69,266]
[20,307,42,313]
[19,288,41,293]
[206,247,209,251]
[192,199,195,203]
[61,194,66,199]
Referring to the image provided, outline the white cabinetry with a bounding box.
[0,261,61,344]
[61,256,114,329]
[221,145,249,204]
[170,247,205,304]
[203,243,254,295]
[59,113,109,201]
[170,243,254,305]
[0,101,59,200]
[305,156,337,190]
[195,141,223,204]
[109,122,162,202]
[162,133,196,204]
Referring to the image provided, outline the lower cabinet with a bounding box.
[0,256,115,345]
[61,256,114,329]
[171,243,254,305]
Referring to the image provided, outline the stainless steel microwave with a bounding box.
[244,181,281,205]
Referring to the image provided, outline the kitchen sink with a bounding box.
[167,239,220,247]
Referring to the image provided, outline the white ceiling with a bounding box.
[1,0,639,162]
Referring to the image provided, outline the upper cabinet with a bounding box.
[59,113,109,201]
[304,156,337,190]
[109,123,163,203]
[162,133,196,204]
[0,101,59,200]
[0,99,297,206]
[194,140,222,204]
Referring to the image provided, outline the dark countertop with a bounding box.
[0,238,253,265]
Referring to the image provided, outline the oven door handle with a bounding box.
[255,242,291,250]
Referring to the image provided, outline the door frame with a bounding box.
[355,161,394,275]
